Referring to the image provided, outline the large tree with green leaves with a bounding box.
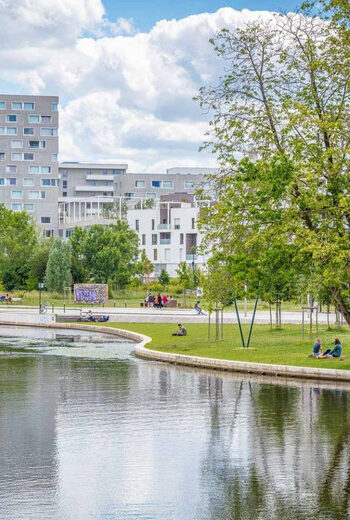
[197,4,350,324]
[45,238,72,293]
[70,220,140,289]
[0,205,38,290]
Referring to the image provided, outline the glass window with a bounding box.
[52,103,58,111]
[153,249,158,261]
[146,192,156,199]
[41,166,51,174]
[0,178,4,185]
[23,128,34,135]
[174,218,180,230]
[24,204,34,211]
[62,180,67,188]
[29,191,39,199]
[135,219,139,231]
[11,102,22,110]
[51,154,58,162]
[11,190,23,199]
[152,234,157,245]
[40,127,57,136]
[135,180,146,188]
[29,140,39,148]
[163,181,173,188]
[6,127,17,135]
[41,115,52,123]
[11,140,22,148]
[6,115,17,122]
[151,180,161,188]
[0,153,4,160]
[23,178,34,186]
[6,165,17,173]
[24,102,35,110]
[6,178,17,185]
[29,115,40,123]
[29,166,40,173]
[11,153,22,160]
[24,153,34,160]
[41,217,51,223]
[0,101,5,109]
[192,218,195,229]
[180,233,184,245]
[142,234,146,245]
[41,179,50,186]
[11,204,22,211]
[184,181,195,189]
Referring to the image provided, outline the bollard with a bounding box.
[114,301,116,308]
[63,303,65,313]
[52,304,54,314]
[124,301,127,308]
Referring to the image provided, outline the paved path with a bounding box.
[0,304,343,325]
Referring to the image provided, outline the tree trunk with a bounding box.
[331,288,350,327]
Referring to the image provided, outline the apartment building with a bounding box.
[127,195,209,277]
[59,162,128,198]
[0,94,59,235]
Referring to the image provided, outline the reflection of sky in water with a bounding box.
[0,327,350,519]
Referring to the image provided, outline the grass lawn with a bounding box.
[93,322,350,370]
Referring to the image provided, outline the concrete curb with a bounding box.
[134,342,350,383]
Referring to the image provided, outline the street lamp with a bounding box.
[38,282,44,312]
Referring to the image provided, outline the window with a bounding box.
[152,219,155,230]
[62,180,67,188]
[23,204,34,212]
[192,218,195,229]
[63,192,67,197]
[52,103,58,111]
[23,178,34,186]
[0,178,4,185]
[6,115,17,122]
[174,218,180,230]
[0,127,17,135]
[165,249,171,261]
[40,127,57,136]
[0,153,4,160]
[41,115,52,123]
[184,181,195,189]
[29,166,40,174]
[51,153,58,162]
[29,140,46,148]
[142,234,146,245]
[163,181,173,188]
[151,180,173,189]
[152,234,157,245]
[153,249,158,261]
[135,180,146,188]
[5,178,16,185]
[41,179,57,186]
[23,128,34,135]
[102,169,108,175]
[29,191,45,199]
[0,101,5,109]
[41,217,51,223]
[6,165,17,173]
[24,153,34,160]
[11,102,22,110]
[29,115,40,123]
[124,192,134,199]
[29,166,51,174]
[146,192,156,199]
[24,102,35,110]
[135,219,139,231]
[151,180,161,188]
[11,140,23,148]
[179,248,183,261]
[11,204,22,211]
[40,166,51,174]
[11,190,23,199]
[180,233,184,245]
[45,230,54,237]
[11,153,22,161]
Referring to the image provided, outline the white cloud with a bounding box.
[0,2,275,171]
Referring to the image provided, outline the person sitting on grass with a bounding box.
[322,338,342,359]
[172,323,187,336]
[312,338,322,358]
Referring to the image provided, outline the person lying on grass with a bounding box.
[172,324,187,336]
[320,338,342,359]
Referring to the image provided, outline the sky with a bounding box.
[0,0,297,172]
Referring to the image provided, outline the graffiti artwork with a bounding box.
[74,284,108,304]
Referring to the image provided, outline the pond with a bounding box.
[0,325,349,520]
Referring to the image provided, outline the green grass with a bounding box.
[90,322,350,370]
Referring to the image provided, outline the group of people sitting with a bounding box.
[312,338,342,358]
[145,292,174,308]
[0,293,11,302]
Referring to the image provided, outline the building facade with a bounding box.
[0,94,59,235]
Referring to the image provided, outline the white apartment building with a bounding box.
[127,197,209,277]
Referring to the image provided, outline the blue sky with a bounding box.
[104,0,299,31]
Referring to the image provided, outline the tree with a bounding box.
[197,6,350,324]
[70,220,140,289]
[138,249,154,279]
[158,269,170,286]
[0,205,38,290]
[45,238,72,293]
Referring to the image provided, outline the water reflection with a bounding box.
[0,327,350,519]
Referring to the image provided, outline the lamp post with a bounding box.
[38,282,44,312]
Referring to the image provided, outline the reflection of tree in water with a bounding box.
[198,378,350,520]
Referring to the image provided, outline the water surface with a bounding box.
[0,326,349,520]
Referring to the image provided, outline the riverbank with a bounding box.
[97,322,350,371]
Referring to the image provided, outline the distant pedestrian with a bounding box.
[194,301,206,315]
[162,294,168,307]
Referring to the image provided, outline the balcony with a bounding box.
[75,185,114,192]
[86,174,114,181]
[186,254,197,261]
[160,239,171,245]
[157,223,171,230]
